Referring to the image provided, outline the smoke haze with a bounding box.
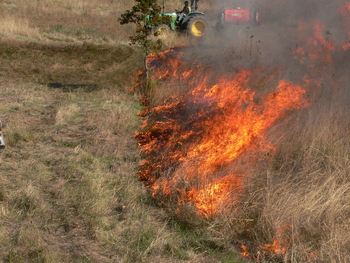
[175,0,350,108]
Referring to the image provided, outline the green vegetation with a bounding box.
[118,0,164,97]
[118,0,162,48]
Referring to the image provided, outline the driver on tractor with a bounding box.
[176,1,191,23]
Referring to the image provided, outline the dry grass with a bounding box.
[6,0,350,262]
[0,14,41,39]
[0,0,135,44]
[0,0,218,45]
[137,13,350,261]
[200,91,350,263]
[264,105,350,262]
[0,80,231,262]
[0,1,246,262]
[0,40,141,89]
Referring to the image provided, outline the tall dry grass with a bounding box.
[7,0,350,262]
[0,0,136,43]
[0,14,41,39]
[221,92,350,262]
[0,1,245,261]
[140,39,350,262]
[0,81,231,262]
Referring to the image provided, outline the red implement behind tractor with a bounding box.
[216,7,261,30]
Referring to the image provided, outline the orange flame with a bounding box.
[294,21,334,66]
[188,175,242,217]
[259,224,291,256]
[307,250,319,260]
[136,48,309,217]
[133,10,350,255]
[241,244,250,258]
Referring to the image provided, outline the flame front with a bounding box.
[259,224,291,256]
[134,3,350,260]
[136,48,309,217]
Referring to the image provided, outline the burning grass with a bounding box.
[2,0,350,262]
[136,47,309,217]
[245,104,350,262]
[134,18,350,260]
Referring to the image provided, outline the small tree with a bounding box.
[119,0,163,96]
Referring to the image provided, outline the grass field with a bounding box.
[0,0,244,262]
[1,0,350,262]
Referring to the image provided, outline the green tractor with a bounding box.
[147,11,210,38]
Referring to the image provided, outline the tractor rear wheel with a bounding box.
[186,15,208,37]
[154,24,171,38]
